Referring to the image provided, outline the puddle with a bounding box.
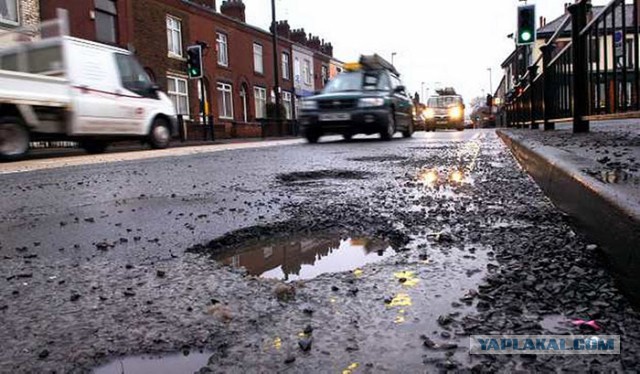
[215,236,394,281]
[276,170,371,183]
[93,351,212,374]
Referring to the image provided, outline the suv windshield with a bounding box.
[323,71,388,93]
[427,96,463,108]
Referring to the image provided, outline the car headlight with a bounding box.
[449,106,462,119]
[424,108,435,119]
[358,98,385,108]
[301,100,318,110]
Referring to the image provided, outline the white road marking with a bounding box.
[0,139,304,175]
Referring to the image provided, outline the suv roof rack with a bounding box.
[359,54,399,76]
[435,87,458,96]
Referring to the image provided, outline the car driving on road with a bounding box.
[423,90,465,132]
[298,55,415,143]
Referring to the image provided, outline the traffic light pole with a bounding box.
[271,0,281,127]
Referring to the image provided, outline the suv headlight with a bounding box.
[449,106,462,119]
[358,98,385,108]
[301,100,318,110]
[424,108,435,119]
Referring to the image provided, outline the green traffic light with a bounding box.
[520,31,532,42]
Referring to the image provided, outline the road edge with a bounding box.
[497,129,640,296]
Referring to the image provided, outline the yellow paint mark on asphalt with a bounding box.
[342,362,359,374]
[394,315,406,324]
[272,337,282,350]
[388,293,412,307]
[353,269,363,277]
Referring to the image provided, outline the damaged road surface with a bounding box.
[1,130,640,372]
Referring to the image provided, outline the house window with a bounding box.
[282,52,290,80]
[294,57,301,83]
[167,75,189,115]
[166,15,183,57]
[253,43,263,74]
[216,32,228,66]
[321,65,329,86]
[626,38,635,68]
[217,82,233,119]
[282,91,293,120]
[240,85,248,122]
[303,59,311,85]
[0,0,19,26]
[95,0,117,44]
[254,86,267,119]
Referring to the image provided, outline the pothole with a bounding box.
[214,235,394,281]
[348,155,408,162]
[276,170,371,183]
[93,350,212,374]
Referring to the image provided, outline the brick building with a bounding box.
[38,0,341,139]
[1,0,40,44]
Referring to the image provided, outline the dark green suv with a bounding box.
[298,55,415,143]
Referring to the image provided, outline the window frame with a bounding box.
[95,0,118,44]
[0,0,19,27]
[282,52,290,80]
[166,15,183,58]
[254,86,267,119]
[216,32,229,67]
[217,82,234,119]
[253,43,264,74]
[303,59,311,85]
[167,75,189,116]
[282,91,293,120]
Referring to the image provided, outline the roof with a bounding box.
[537,4,634,37]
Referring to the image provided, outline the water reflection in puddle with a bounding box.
[216,236,393,281]
[93,351,212,374]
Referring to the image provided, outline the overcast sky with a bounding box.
[242,0,609,102]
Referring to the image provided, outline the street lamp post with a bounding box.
[421,82,425,102]
[391,52,397,66]
[271,0,281,125]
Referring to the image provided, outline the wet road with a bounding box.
[1,130,639,372]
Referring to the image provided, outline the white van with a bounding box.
[0,34,177,160]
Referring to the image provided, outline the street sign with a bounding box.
[614,30,624,58]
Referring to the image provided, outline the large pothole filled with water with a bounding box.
[214,235,394,281]
[94,350,212,374]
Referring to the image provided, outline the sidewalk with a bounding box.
[497,120,640,300]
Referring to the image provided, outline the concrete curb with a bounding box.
[497,129,640,297]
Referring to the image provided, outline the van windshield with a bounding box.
[427,96,462,108]
[323,71,389,93]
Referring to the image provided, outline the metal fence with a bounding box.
[506,0,640,132]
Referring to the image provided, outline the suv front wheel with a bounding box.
[380,112,395,141]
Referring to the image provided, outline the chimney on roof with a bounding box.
[270,20,291,39]
[221,0,245,22]
[196,0,216,9]
[320,41,333,57]
[290,28,307,44]
[539,16,546,27]
[306,34,321,51]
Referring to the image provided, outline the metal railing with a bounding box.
[506,0,640,132]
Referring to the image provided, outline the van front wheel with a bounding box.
[0,117,30,161]
[149,117,171,149]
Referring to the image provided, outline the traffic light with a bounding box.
[517,5,536,45]
[186,45,203,79]
[486,94,493,107]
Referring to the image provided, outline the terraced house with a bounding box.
[39,0,342,139]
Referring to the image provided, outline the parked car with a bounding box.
[298,54,415,143]
[0,34,177,160]
[423,91,465,131]
[470,105,496,128]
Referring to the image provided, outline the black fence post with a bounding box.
[208,115,215,141]
[569,0,590,133]
[177,114,186,142]
[528,65,539,129]
[540,44,555,131]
